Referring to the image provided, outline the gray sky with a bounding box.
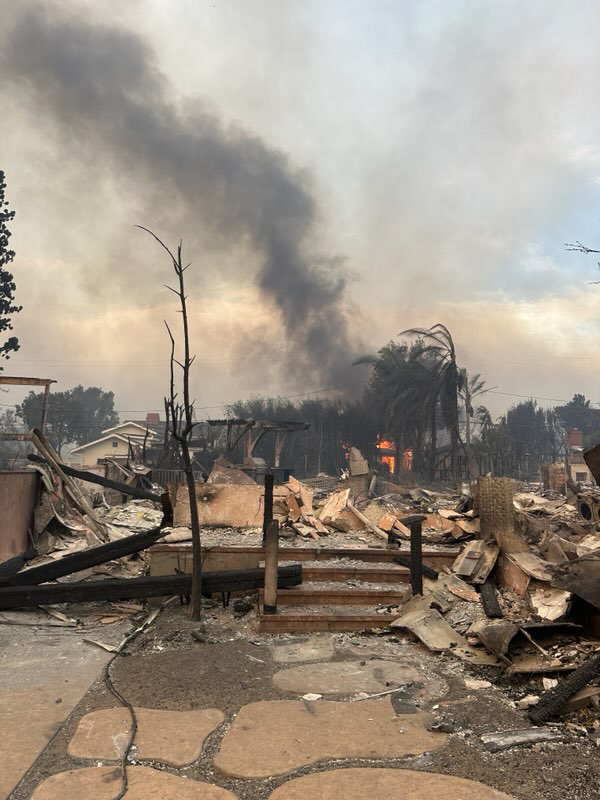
[1,0,600,419]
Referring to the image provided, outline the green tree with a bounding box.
[555,393,600,437]
[0,171,21,368]
[17,385,118,455]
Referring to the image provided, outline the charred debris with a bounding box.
[2,414,600,744]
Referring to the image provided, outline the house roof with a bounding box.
[101,421,159,437]
[128,419,167,435]
[71,433,133,454]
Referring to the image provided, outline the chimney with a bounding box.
[146,412,160,425]
[567,428,583,448]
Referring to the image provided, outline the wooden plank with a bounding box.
[347,501,387,540]
[258,611,403,633]
[259,586,410,605]
[0,528,164,587]
[0,565,303,609]
[377,512,398,532]
[0,377,55,386]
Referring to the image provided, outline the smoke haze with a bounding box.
[1,3,360,391]
[1,1,600,417]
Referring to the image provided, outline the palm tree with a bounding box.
[459,370,493,448]
[399,324,464,479]
[354,341,431,475]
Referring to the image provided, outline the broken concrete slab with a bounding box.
[270,638,335,664]
[272,660,421,695]
[174,483,289,528]
[213,698,446,779]
[68,706,224,765]
[31,766,237,799]
[390,606,499,665]
[268,768,516,800]
[481,728,566,752]
[206,457,257,485]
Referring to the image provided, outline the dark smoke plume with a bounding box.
[2,5,361,389]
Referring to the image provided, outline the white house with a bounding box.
[70,421,159,466]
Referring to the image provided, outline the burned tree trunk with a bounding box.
[139,226,203,620]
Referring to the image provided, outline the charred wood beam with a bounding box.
[0,564,303,609]
[0,550,37,580]
[263,472,274,539]
[27,454,163,504]
[0,529,164,587]
[393,552,438,580]
[480,581,503,618]
[529,650,600,724]
[395,514,441,582]
[409,520,423,596]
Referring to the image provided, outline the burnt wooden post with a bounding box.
[410,519,423,596]
[263,519,279,614]
[480,580,503,618]
[262,472,274,541]
[397,514,427,596]
[40,382,51,434]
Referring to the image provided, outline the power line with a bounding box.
[0,386,347,415]
[488,390,600,406]
[3,384,598,418]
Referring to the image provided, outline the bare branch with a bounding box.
[565,240,600,254]
[136,225,179,266]
[148,227,202,619]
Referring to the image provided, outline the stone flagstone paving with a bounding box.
[31,766,237,800]
[272,659,422,695]
[267,768,516,799]
[270,637,335,663]
[213,698,446,778]
[68,707,224,766]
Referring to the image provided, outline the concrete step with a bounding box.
[302,565,409,583]
[150,544,459,577]
[258,605,403,633]
[259,585,410,606]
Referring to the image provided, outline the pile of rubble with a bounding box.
[3,431,600,727]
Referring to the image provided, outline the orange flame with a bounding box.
[376,437,396,475]
[375,438,414,474]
